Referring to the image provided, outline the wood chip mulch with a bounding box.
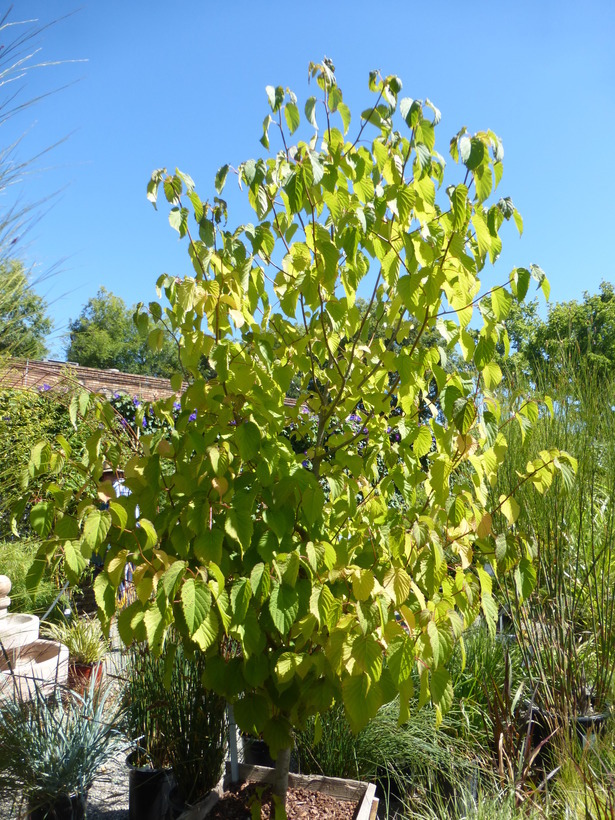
[208,782,358,819]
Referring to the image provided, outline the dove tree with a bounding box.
[23,59,575,807]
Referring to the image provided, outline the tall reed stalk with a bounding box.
[497,355,615,724]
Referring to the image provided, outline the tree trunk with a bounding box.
[272,746,291,804]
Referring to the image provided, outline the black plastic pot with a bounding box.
[168,786,187,820]
[28,792,87,820]
[521,700,610,754]
[241,737,275,767]
[126,753,174,820]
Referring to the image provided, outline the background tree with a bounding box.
[539,281,615,374]
[66,287,179,377]
[0,260,52,358]
[502,281,615,382]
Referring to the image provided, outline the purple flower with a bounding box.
[362,427,369,434]
[133,397,141,407]
[113,392,121,399]
[300,406,309,414]
[347,413,362,423]
[142,418,147,428]
[173,401,181,412]
[38,383,51,392]
[189,410,197,422]
[120,418,128,428]
[302,459,310,468]
[229,419,237,426]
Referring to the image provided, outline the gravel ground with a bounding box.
[85,750,130,820]
[0,749,130,819]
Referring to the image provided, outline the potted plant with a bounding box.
[164,644,227,818]
[123,642,175,820]
[0,675,125,819]
[41,614,108,693]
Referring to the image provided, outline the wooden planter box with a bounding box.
[176,762,378,820]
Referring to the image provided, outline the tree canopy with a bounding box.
[22,60,574,807]
[0,260,52,359]
[66,287,179,377]
[504,281,615,381]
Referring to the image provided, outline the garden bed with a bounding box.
[177,763,378,820]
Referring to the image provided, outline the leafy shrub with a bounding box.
[0,538,63,615]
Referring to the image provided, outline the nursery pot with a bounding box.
[241,736,275,767]
[168,786,188,820]
[522,701,610,754]
[67,661,104,694]
[126,752,174,820]
[28,792,87,820]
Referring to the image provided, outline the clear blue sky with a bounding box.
[4,1,615,358]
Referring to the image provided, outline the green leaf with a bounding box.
[285,170,304,213]
[514,557,536,603]
[230,578,252,623]
[193,608,219,651]
[162,560,186,599]
[163,174,182,203]
[54,515,79,540]
[500,495,520,525]
[94,572,117,620]
[453,398,477,435]
[513,209,523,236]
[284,102,300,134]
[266,84,284,112]
[138,518,158,551]
[474,337,496,369]
[181,578,212,635]
[235,421,261,461]
[491,287,512,321]
[450,184,468,230]
[481,592,499,638]
[463,137,485,170]
[351,634,382,679]
[338,102,351,134]
[64,541,86,582]
[387,637,415,685]
[215,164,229,194]
[25,555,46,593]
[482,362,502,390]
[194,528,224,565]
[144,602,170,654]
[234,694,270,735]
[305,96,318,129]
[148,327,164,352]
[382,566,411,606]
[301,486,325,527]
[430,667,453,724]
[268,582,299,635]
[29,502,54,538]
[530,263,550,299]
[108,501,128,532]
[29,441,51,475]
[511,267,531,302]
[83,509,111,550]
[414,426,433,459]
[342,673,382,733]
[260,114,272,150]
[352,569,374,601]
